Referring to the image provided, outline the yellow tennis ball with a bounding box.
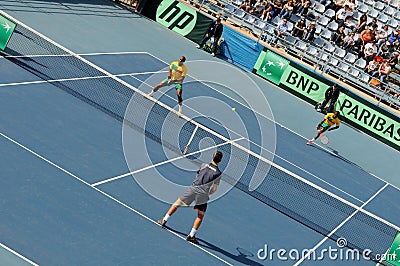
[232,107,236,111]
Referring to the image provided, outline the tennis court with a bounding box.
[0,1,399,265]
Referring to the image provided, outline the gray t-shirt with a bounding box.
[192,163,222,194]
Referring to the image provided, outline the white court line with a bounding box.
[0,242,39,266]
[92,137,244,187]
[294,183,390,266]
[129,75,365,204]
[0,132,232,266]
[0,70,167,87]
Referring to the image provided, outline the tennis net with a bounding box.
[1,10,398,264]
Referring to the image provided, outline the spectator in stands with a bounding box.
[378,41,392,59]
[343,15,356,30]
[331,26,346,46]
[355,14,368,34]
[386,30,400,49]
[367,18,379,33]
[335,5,353,28]
[261,0,283,21]
[372,60,391,87]
[363,40,378,64]
[303,21,316,42]
[295,0,311,17]
[365,56,380,75]
[279,1,294,19]
[375,25,390,48]
[239,0,256,12]
[250,0,268,16]
[130,0,142,12]
[196,18,223,57]
[317,84,340,113]
[273,18,289,44]
[292,17,307,38]
[342,32,355,50]
[388,52,400,68]
[331,0,346,11]
[354,28,375,52]
[344,0,356,11]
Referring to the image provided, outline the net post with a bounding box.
[183,125,199,155]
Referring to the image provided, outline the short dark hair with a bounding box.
[213,151,223,164]
[180,56,186,62]
[216,18,221,22]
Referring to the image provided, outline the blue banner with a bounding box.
[220,26,263,71]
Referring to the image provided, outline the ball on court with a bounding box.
[231,107,236,111]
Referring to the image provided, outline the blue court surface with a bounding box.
[0,48,399,266]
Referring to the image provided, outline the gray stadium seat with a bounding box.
[315,24,322,35]
[384,6,395,16]
[344,53,357,64]
[389,0,399,7]
[313,37,325,48]
[244,14,256,24]
[231,0,244,6]
[317,16,329,26]
[378,14,389,24]
[354,58,367,69]
[349,67,360,78]
[224,4,236,14]
[337,62,350,72]
[323,42,335,53]
[233,8,246,19]
[352,11,362,20]
[357,4,369,13]
[334,47,346,58]
[272,16,281,26]
[363,0,374,6]
[327,57,339,66]
[290,14,301,23]
[359,73,371,83]
[254,19,266,29]
[388,19,399,29]
[305,46,318,56]
[374,2,385,11]
[324,9,336,19]
[295,40,308,51]
[368,9,379,18]
[320,29,332,39]
[314,3,325,13]
[284,35,297,46]
[394,11,400,20]
[316,51,329,61]
[287,21,294,32]
[327,21,339,32]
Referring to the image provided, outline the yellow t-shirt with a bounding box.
[170,61,187,83]
[323,113,340,127]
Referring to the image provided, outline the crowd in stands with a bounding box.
[223,0,400,107]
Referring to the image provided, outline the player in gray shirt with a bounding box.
[158,151,223,244]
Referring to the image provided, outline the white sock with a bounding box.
[178,105,182,111]
[163,214,170,222]
[189,228,197,237]
[149,90,154,96]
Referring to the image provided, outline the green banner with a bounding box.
[155,0,212,43]
[156,0,197,36]
[253,49,400,149]
[386,232,400,265]
[0,15,16,50]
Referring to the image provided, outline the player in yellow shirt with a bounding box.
[148,56,188,114]
[307,111,340,145]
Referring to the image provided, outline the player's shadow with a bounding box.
[167,227,262,266]
[309,145,362,169]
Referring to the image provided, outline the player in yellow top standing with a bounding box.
[148,56,188,114]
[307,111,340,145]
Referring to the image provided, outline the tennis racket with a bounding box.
[320,133,329,145]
